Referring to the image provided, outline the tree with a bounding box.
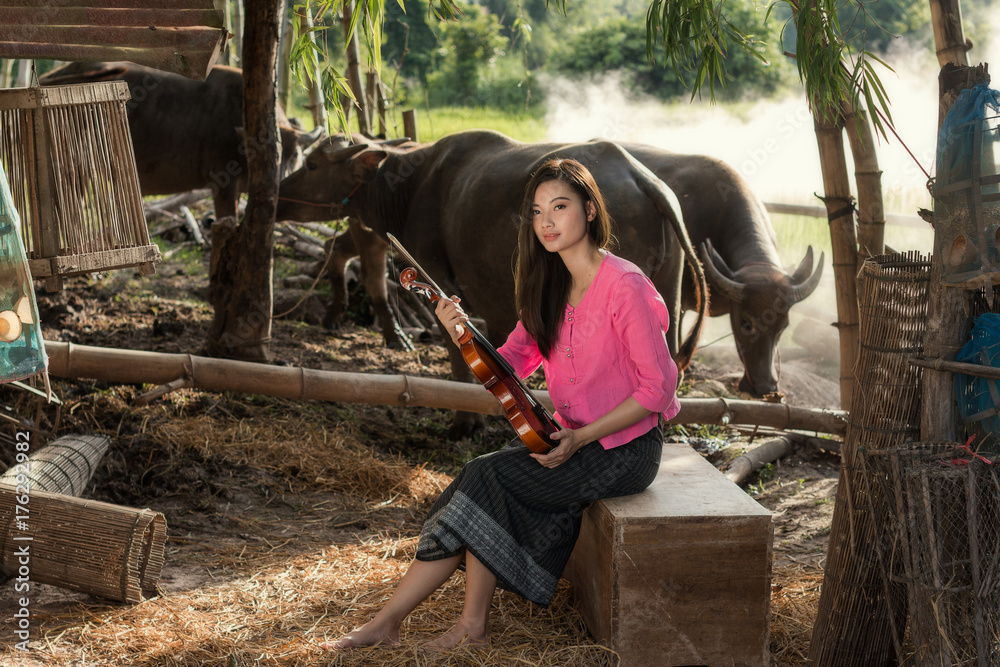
[204,0,283,361]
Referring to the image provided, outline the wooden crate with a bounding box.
[564,442,773,667]
[0,82,160,290]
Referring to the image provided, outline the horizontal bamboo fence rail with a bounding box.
[44,341,848,436]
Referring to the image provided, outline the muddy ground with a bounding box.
[0,229,842,665]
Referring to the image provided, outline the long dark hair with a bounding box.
[514,158,614,358]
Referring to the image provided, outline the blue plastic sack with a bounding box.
[0,160,47,383]
[956,312,1000,451]
[936,82,1000,188]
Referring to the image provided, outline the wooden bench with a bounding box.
[564,442,773,667]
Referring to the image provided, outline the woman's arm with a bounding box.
[531,397,652,468]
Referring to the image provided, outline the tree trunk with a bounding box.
[203,0,283,361]
[842,101,885,258]
[929,0,970,68]
[341,1,370,135]
[921,63,990,442]
[813,106,860,410]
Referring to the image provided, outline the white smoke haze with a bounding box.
[538,37,1000,396]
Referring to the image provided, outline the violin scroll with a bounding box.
[399,267,440,303]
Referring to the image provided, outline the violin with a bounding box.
[387,234,559,454]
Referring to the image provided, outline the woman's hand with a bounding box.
[530,428,588,468]
[434,295,469,345]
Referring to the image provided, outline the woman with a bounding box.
[323,158,679,651]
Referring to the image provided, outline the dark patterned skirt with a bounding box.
[415,426,662,606]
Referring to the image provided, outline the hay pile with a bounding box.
[0,381,826,665]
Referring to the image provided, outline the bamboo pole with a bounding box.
[929,0,971,68]
[842,101,885,258]
[277,8,293,111]
[341,1,369,136]
[813,106,860,410]
[299,5,327,131]
[723,436,795,485]
[42,341,850,436]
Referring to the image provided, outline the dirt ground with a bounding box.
[0,229,842,666]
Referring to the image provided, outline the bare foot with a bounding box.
[419,623,489,652]
[319,620,399,650]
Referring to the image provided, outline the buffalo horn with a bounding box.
[789,250,825,304]
[321,142,370,162]
[700,240,745,302]
[789,246,815,283]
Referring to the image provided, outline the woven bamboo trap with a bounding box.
[0,483,166,603]
[0,81,160,291]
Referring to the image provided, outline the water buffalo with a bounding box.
[284,132,823,398]
[38,61,319,220]
[618,144,823,396]
[276,130,708,432]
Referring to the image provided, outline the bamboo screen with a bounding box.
[0,434,110,497]
[0,82,160,290]
[863,443,1000,666]
[809,251,932,666]
[0,484,166,603]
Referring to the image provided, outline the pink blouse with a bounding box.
[498,252,680,449]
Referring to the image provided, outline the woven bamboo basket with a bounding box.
[0,484,166,603]
[0,81,160,291]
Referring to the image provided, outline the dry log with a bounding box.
[277,236,326,261]
[143,189,212,216]
[0,484,166,603]
[178,205,207,247]
[279,222,326,247]
[724,436,795,485]
[44,341,849,435]
[287,221,338,237]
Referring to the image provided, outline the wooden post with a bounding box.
[921,63,991,442]
[402,108,418,141]
[813,106,859,410]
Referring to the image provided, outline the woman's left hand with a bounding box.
[530,428,588,468]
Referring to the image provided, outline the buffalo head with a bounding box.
[277,139,392,222]
[700,240,824,396]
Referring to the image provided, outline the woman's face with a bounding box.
[529,179,596,254]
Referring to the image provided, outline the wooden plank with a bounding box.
[565,443,773,666]
[28,245,162,278]
[0,7,223,27]
[3,42,224,80]
[0,0,216,10]
[0,25,224,49]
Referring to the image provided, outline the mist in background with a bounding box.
[539,32,1000,398]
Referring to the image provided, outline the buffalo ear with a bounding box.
[353,149,388,181]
